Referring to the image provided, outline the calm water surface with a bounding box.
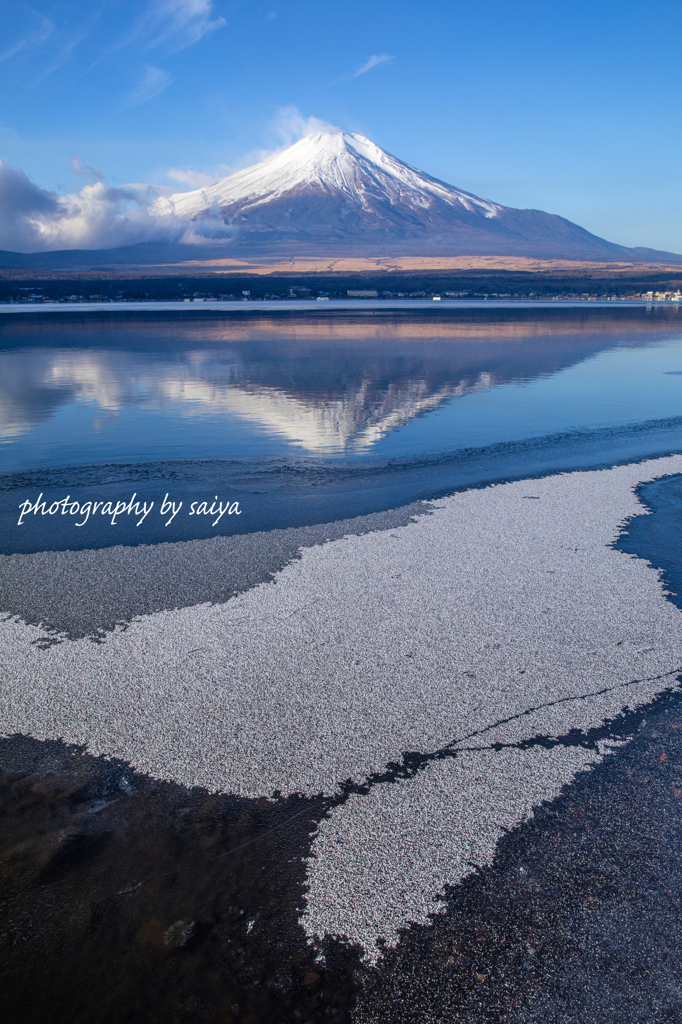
[2,303,682,551]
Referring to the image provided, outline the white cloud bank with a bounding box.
[0,108,340,253]
[0,161,183,253]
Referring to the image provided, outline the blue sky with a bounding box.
[1,0,681,252]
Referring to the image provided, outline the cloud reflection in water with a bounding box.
[0,308,679,463]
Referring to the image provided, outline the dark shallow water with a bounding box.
[618,474,682,605]
[2,304,682,554]
[2,688,682,1024]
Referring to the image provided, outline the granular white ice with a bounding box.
[1,456,682,958]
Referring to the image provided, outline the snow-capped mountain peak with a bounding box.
[148,130,632,260]
[154,132,503,222]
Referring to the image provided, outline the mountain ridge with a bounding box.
[1,131,680,267]
[148,131,653,261]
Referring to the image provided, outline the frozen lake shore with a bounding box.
[2,456,682,962]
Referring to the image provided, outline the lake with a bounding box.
[2,301,682,552]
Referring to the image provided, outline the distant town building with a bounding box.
[347,289,378,298]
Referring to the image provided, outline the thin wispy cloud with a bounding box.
[31,29,90,85]
[126,65,172,106]
[143,0,226,52]
[271,106,339,148]
[222,107,340,170]
[1,0,222,109]
[71,156,105,182]
[352,53,393,77]
[0,15,53,66]
[0,1,105,85]
[167,167,219,188]
[82,0,224,81]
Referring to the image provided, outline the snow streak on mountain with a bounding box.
[152,132,631,259]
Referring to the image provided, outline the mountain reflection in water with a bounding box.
[1,306,681,467]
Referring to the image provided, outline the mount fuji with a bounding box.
[148,131,650,261]
[2,131,679,268]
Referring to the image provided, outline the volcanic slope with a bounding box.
[152,131,648,259]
